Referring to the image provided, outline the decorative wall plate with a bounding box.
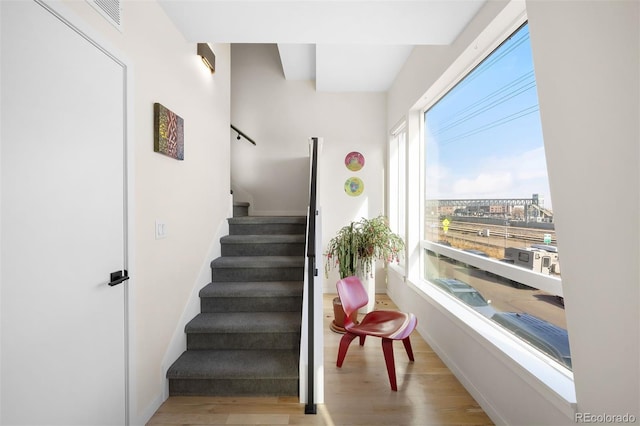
[344,151,365,171]
[344,177,364,196]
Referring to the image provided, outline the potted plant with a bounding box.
[324,215,405,332]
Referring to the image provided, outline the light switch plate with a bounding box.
[155,220,167,239]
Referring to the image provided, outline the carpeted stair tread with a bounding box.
[221,234,305,256]
[228,216,306,225]
[221,234,305,244]
[185,312,301,333]
[228,216,307,236]
[199,281,303,313]
[211,256,304,268]
[200,281,303,298]
[167,349,299,380]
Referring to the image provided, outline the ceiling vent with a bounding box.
[87,0,122,31]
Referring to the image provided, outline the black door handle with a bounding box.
[108,270,129,286]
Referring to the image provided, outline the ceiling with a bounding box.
[158,0,487,92]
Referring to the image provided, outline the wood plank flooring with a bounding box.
[147,293,493,425]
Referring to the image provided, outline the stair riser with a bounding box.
[201,297,302,313]
[221,243,305,257]
[169,378,298,397]
[187,333,300,350]
[229,223,306,235]
[212,267,304,282]
[233,205,249,217]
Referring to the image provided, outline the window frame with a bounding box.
[398,7,577,408]
[388,120,407,260]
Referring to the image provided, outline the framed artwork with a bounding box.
[344,177,364,197]
[154,103,184,160]
[344,151,365,171]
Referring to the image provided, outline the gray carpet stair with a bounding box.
[185,312,302,350]
[211,256,304,282]
[221,234,305,256]
[200,281,303,312]
[167,349,299,396]
[232,201,250,218]
[228,216,306,235]
[166,211,306,396]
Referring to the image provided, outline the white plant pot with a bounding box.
[360,270,376,313]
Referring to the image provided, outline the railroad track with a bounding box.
[429,220,557,245]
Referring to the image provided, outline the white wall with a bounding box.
[526,0,639,418]
[230,44,387,292]
[58,2,231,423]
[386,0,639,424]
[230,43,314,216]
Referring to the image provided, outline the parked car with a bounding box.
[491,312,572,369]
[432,278,496,318]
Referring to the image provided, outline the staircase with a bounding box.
[166,203,307,396]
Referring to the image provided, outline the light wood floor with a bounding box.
[147,294,493,425]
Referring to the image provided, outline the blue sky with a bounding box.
[425,23,552,209]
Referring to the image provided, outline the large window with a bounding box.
[423,23,571,370]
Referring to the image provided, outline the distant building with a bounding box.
[490,205,508,215]
[438,205,456,216]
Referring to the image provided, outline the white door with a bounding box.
[1,1,128,424]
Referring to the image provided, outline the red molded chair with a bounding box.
[335,276,417,391]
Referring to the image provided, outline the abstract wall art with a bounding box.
[154,102,184,160]
[344,151,365,171]
[344,177,364,197]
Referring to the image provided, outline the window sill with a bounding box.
[406,276,576,419]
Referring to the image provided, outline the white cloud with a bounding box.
[452,171,514,197]
[513,147,548,180]
[433,146,552,207]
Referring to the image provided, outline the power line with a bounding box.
[449,30,530,95]
[432,79,536,136]
[434,70,535,129]
[438,105,540,146]
[425,24,540,148]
